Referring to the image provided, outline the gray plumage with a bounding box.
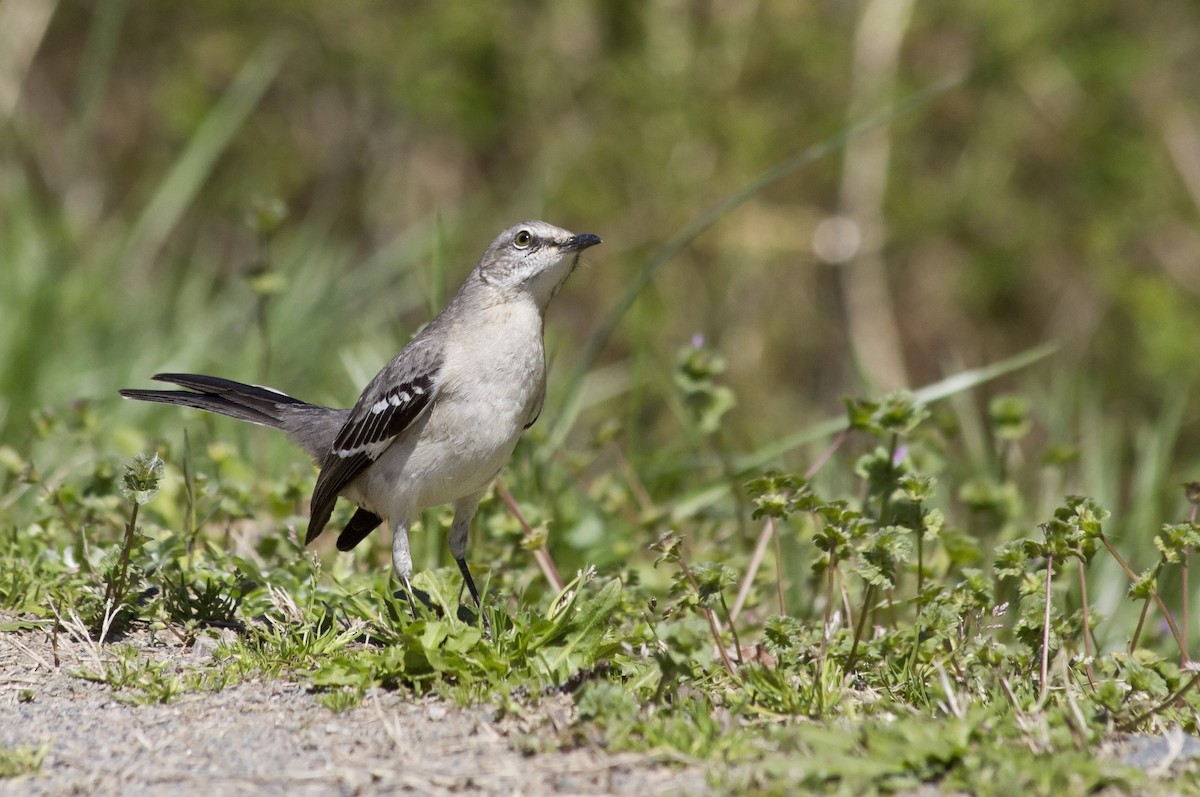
[121,221,601,628]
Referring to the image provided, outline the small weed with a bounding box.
[72,643,185,705]
[0,743,49,778]
[315,687,364,714]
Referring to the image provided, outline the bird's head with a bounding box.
[475,221,602,308]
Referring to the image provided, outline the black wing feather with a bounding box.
[305,372,437,544]
[337,508,384,551]
[334,373,434,453]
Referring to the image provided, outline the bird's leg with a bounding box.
[450,492,490,637]
[454,557,490,640]
[455,558,482,610]
[391,520,418,620]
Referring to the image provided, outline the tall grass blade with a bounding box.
[123,40,286,273]
[65,0,129,172]
[669,341,1058,520]
[545,75,964,456]
[0,0,56,117]
[737,341,1060,473]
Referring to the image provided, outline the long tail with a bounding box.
[119,373,310,429]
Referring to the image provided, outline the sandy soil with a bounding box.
[0,623,706,796]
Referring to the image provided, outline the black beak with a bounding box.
[563,233,602,252]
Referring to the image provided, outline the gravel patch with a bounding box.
[0,623,706,796]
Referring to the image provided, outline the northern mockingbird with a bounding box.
[121,220,602,630]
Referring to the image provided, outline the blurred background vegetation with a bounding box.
[2,1,1199,609]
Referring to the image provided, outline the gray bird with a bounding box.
[121,221,602,629]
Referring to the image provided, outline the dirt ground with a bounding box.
[0,624,707,797]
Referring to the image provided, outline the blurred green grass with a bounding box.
[3,2,1197,434]
[2,0,1199,636]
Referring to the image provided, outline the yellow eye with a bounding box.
[514,230,532,249]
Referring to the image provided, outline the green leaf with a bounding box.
[989,394,1033,441]
[690,562,736,606]
[120,452,164,505]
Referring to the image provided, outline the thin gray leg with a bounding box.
[450,491,490,636]
[392,520,418,619]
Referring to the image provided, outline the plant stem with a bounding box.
[1099,533,1190,663]
[907,514,925,674]
[805,430,848,480]
[915,523,924,608]
[1184,547,1191,656]
[1040,555,1053,699]
[847,583,876,672]
[103,501,140,614]
[719,593,743,664]
[819,556,837,666]
[495,480,563,592]
[1129,562,1165,655]
[183,429,198,568]
[675,556,739,679]
[1187,503,1199,659]
[1118,670,1200,732]
[879,433,899,524]
[1129,607,1148,655]
[773,520,786,616]
[731,517,773,624]
[1078,561,1096,688]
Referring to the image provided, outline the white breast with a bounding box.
[349,297,547,523]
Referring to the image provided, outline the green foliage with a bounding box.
[5,5,1200,791]
[73,643,186,705]
[315,687,364,714]
[846,391,930,438]
[0,743,49,779]
[305,570,626,699]
[10,358,1200,793]
[989,395,1033,442]
[119,453,165,506]
[674,342,737,435]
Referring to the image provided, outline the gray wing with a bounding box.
[305,341,443,545]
